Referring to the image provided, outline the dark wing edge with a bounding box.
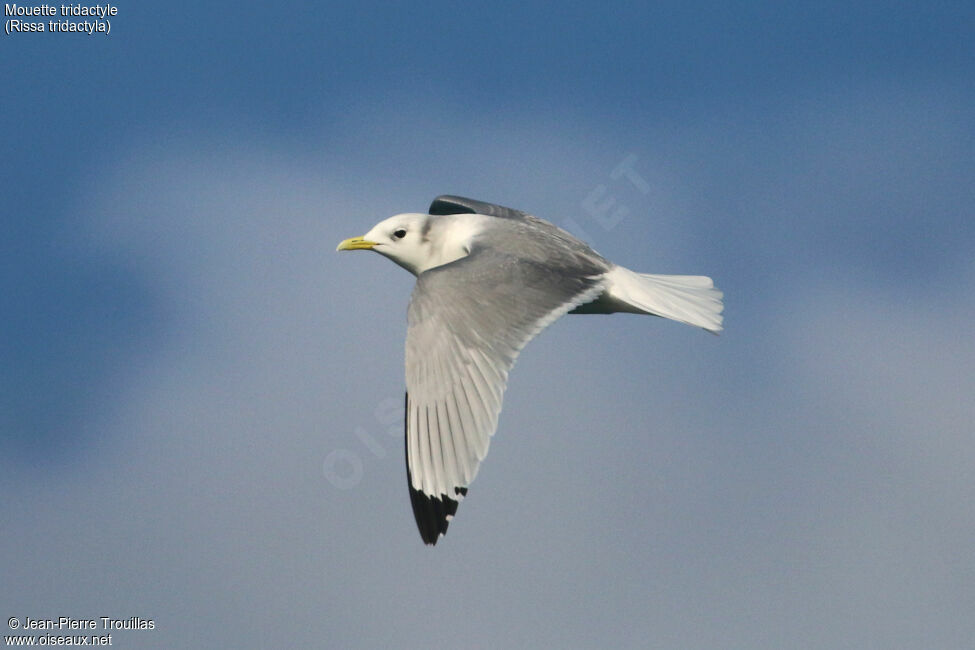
[429,195,529,220]
[405,391,468,545]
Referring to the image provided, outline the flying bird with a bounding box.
[337,195,723,544]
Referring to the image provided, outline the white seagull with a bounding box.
[337,195,723,544]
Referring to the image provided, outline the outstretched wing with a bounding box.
[405,245,605,544]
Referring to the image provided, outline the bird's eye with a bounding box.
[393,228,407,239]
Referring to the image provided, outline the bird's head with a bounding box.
[337,212,481,275]
[336,213,432,275]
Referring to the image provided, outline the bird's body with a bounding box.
[338,195,723,544]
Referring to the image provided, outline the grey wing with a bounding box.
[429,195,530,220]
[404,247,605,544]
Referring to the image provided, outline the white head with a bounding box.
[337,212,482,275]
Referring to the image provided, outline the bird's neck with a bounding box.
[414,214,485,275]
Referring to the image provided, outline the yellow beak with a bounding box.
[336,236,378,251]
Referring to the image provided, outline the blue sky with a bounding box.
[3,2,974,648]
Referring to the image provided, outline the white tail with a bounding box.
[587,266,724,333]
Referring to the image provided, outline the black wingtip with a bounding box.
[404,392,468,545]
[407,482,460,545]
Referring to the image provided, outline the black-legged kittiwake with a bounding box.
[337,195,723,545]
